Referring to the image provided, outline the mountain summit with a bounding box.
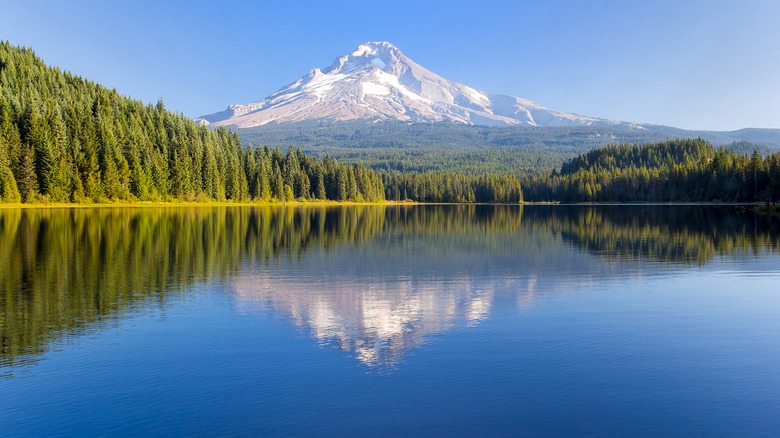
[197,41,643,129]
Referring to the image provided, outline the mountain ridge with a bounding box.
[197,41,645,130]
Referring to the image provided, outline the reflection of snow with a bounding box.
[362,291,418,339]
[232,273,512,369]
[310,298,340,339]
[466,293,492,326]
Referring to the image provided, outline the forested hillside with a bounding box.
[524,138,780,202]
[239,121,670,175]
[381,171,522,203]
[237,121,780,175]
[0,42,384,203]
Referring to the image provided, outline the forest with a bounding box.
[237,120,780,175]
[381,171,522,203]
[0,42,393,204]
[523,138,780,203]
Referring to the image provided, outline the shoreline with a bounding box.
[0,200,772,210]
[0,199,422,209]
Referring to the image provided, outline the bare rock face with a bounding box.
[197,41,644,129]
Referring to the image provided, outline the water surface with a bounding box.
[1,205,779,436]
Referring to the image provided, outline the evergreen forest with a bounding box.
[0,42,386,203]
[523,138,780,203]
[237,121,780,174]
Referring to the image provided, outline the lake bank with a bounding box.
[0,199,421,209]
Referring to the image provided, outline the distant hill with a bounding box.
[523,138,780,203]
[638,125,780,148]
[237,121,780,174]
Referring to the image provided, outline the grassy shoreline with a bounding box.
[1,200,775,210]
[0,199,423,209]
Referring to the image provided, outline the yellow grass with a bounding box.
[0,199,421,209]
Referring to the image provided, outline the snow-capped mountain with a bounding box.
[197,41,644,129]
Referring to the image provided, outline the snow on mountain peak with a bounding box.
[325,41,405,75]
[196,42,645,130]
[351,41,396,57]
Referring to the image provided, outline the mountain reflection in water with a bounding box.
[233,272,507,368]
[1,205,778,373]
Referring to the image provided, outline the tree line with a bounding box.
[523,138,780,203]
[381,171,523,203]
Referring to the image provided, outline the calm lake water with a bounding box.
[1,205,779,437]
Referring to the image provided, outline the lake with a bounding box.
[1,205,779,437]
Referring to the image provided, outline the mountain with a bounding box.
[197,42,645,129]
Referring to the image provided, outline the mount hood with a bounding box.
[197,41,643,129]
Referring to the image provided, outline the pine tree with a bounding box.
[315,166,326,200]
[26,110,56,196]
[284,184,294,202]
[271,161,284,200]
[84,153,102,201]
[17,144,38,202]
[0,139,20,202]
[172,148,193,198]
[336,166,348,201]
[256,158,270,201]
[70,168,87,203]
[299,172,311,199]
[129,155,150,200]
[47,157,71,202]
[203,146,220,200]
[102,155,121,200]
[346,166,357,200]
[224,154,242,200]
[150,149,170,199]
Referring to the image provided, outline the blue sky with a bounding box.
[2,0,778,131]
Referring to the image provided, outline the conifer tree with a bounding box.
[315,166,326,200]
[283,184,294,202]
[271,161,284,200]
[224,154,240,200]
[256,158,270,201]
[172,148,193,197]
[102,155,121,200]
[346,167,357,200]
[0,139,20,202]
[17,144,38,202]
[47,158,71,202]
[203,146,220,200]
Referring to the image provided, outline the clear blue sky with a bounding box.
[2,0,778,131]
